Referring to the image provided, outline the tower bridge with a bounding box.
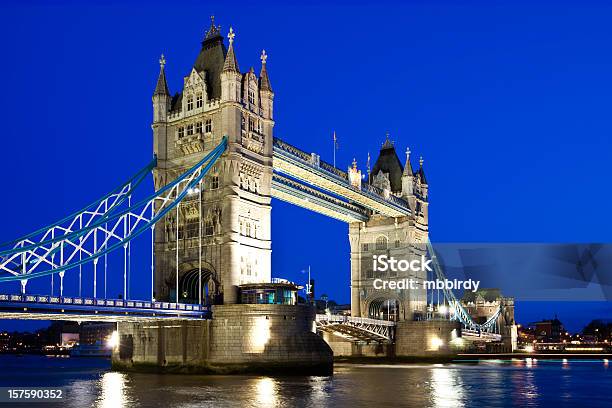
[0,18,514,371]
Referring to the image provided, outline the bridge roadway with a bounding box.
[0,294,209,322]
[272,137,411,221]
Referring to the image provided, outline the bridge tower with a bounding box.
[152,18,274,304]
[349,136,429,321]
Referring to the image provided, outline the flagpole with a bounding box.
[333,131,336,168]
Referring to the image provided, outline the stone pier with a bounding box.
[112,304,333,375]
[322,320,461,358]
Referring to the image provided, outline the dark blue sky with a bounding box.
[0,0,611,332]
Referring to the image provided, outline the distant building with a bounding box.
[80,323,116,345]
[461,288,517,351]
[533,316,564,343]
[61,333,79,348]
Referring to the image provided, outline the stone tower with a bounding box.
[349,135,430,321]
[152,18,274,304]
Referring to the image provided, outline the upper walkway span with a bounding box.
[272,137,411,221]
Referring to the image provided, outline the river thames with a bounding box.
[1,355,611,407]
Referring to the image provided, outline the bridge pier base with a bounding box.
[320,320,462,358]
[394,320,461,356]
[112,304,333,375]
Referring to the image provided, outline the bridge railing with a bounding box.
[272,174,369,218]
[0,294,207,312]
[316,314,396,327]
[273,137,411,213]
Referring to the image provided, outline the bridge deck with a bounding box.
[273,138,411,219]
[0,294,209,322]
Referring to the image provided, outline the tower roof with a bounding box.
[153,54,170,96]
[223,27,240,73]
[402,147,413,177]
[416,156,428,184]
[192,16,228,100]
[371,133,404,193]
[259,50,272,92]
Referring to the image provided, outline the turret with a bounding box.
[401,147,414,197]
[417,156,428,199]
[220,27,242,103]
[259,50,274,120]
[152,54,171,123]
[152,54,171,162]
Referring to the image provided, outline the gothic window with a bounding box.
[362,243,369,251]
[196,93,203,108]
[204,218,214,236]
[210,175,219,190]
[177,126,184,139]
[395,240,400,248]
[187,124,194,136]
[366,269,374,279]
[205,119,212,133]
[376,236,388,251]
[246,263,252,276]
[241,115,246,130]
[196,121,203,134]
[245,222,251,237]
[187,97,194,111]
[184,222,198,239]
[253,223,258,238]
[248,90,255,104]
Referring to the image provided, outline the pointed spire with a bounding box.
[403,147,413,176]
[154,53,170,96]
[205,15,221,40]
[382,131,394,149]
[366,151,371,183]
[259,49,273,92]
[223,27,240,72]
[417,156,428,184]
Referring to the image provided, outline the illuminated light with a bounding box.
[430,337,444,350]
[250,316,271,353]
[107,331,119,349]
[524,345,534,353]
[438,305,448,315]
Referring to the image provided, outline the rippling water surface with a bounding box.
[0,355,610,407]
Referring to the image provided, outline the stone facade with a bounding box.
[152,20,274,304]
[112,304,332,374]
[349,139,430,322]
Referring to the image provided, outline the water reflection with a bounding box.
[96,372,129,408]
[253,377,279,408]
[430,368,465,408]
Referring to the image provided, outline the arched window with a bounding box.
[204,218,214,236]
[375,236,388,250]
